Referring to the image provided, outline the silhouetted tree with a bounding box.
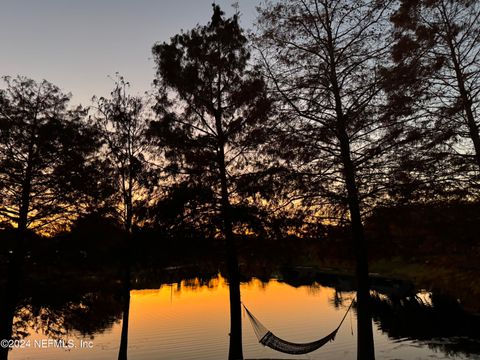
[0,75,99,245]
[147,181,218,238]
[255,1,407,359]
[92,75,155,235]
[151,5,273,359]
[92,75,155,360]
[0,75,98,360]
[387,0,480,196]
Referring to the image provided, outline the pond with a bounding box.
[3,269,480,360]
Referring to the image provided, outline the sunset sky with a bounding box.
[0,0,258,105]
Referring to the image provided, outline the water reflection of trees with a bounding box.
[3,266,480,359]
[277,267,480,357]
[369,292,480,357]
[10,290,123,342]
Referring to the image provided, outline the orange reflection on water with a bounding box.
[129,275,343,332]
[9,275,357,360]
[127,275,353,357]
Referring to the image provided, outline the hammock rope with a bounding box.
[242,299,355,355]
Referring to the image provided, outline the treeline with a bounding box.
[1,1,479,244]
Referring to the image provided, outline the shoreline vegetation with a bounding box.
[2,235,479,315]
[2,201,479,314]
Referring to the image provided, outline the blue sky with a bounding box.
[0,0,259,105]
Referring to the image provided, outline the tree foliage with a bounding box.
[150,5,273,236]
[387,0,480,198]
[255,0,403,221]
[92,75,156,233]
[0,76,99,235]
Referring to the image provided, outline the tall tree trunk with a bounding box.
[118,265,131,360]
[446,36,480,171]
[12,132,34,265]
[215,109,243,360]
[118,139,135,360]
[338,131,375,360]
[0,205,29,360]
[438,1,480,171]
[0,134,35,360]
[118,216,132,360]
[225,229,243,360]
[324,12,375,358]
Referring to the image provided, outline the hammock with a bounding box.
[243,300,354,355]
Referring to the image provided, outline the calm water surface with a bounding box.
[7,274,480,360]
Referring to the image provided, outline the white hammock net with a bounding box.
[243,301,353,355]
